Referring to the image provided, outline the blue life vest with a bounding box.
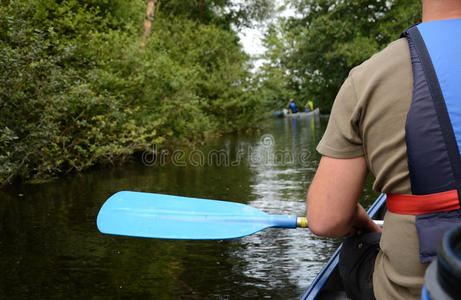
[388,19,461,264]
[289,102,297,113]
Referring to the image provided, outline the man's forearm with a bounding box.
[306,156,369,237]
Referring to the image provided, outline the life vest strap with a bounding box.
[387,190,461,215]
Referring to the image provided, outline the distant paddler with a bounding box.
[305,100,314,112]
[288,98,297,114]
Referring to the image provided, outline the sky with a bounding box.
[237,1,297,69]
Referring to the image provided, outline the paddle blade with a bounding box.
[97,191,296,240]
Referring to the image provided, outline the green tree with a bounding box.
[256,20,300,110]
[258,0,421,112]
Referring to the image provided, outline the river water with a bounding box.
[0,116,378,299]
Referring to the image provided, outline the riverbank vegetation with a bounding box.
[1,0,420,185]
[0,0,273,184]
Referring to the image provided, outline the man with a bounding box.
[307,100,314,111]
[305,100,314,112]
[307,1,461,299]
[288,98,297,114]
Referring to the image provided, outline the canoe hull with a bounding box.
[283,108,320,118]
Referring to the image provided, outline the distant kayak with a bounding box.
[274,110,284,117]
[282,108,319,118]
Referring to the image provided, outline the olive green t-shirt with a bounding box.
[317,38,413,194]
[316,38,427,299]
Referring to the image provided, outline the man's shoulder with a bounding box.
[350,38,410,79]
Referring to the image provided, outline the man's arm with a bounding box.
[307,155,381,237]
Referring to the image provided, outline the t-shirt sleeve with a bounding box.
[316,75,364,158]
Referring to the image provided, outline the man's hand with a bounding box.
[348,203,382,236]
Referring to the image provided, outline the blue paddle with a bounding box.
[96,191,308,240]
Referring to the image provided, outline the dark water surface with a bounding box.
[0,116,378,299]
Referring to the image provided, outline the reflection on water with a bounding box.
[0,116,377,299]
[231,116,338,297]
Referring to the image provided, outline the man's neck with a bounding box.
[422,0,461,22]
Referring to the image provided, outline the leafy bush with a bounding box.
[0,0,263,185]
